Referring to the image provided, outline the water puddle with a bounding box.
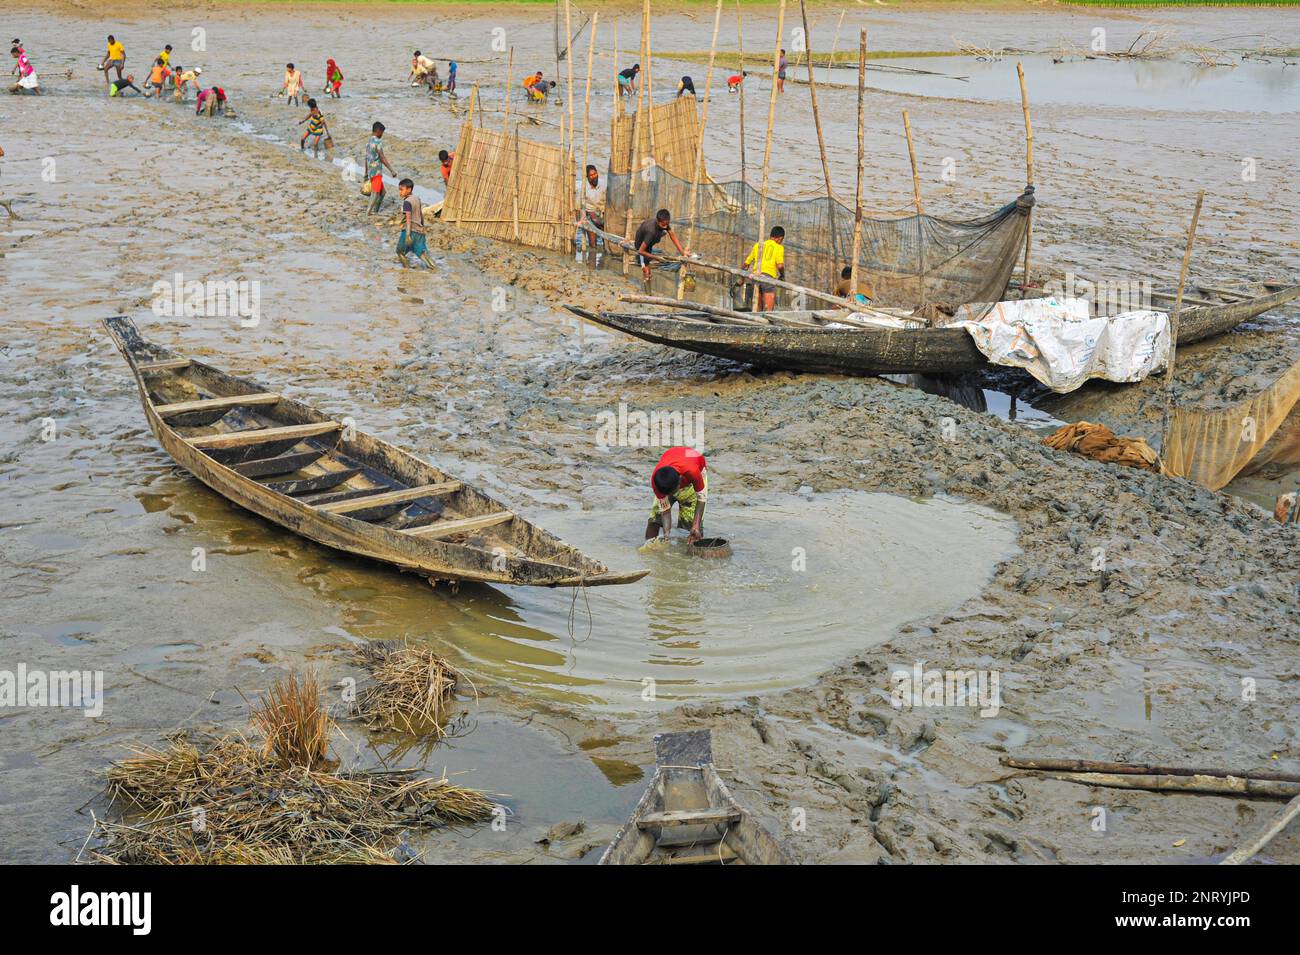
[327,491,1018,713]
[827,56,1300,114]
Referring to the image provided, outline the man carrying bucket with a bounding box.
[646,446,707,543]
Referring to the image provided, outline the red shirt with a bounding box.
[653,446,706,501]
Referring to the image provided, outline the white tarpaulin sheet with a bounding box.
[951,297,1170,393]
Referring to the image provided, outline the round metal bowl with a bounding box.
[688,537,732,559]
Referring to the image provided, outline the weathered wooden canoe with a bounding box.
[600,731,794,865]
[568,281,1300,377]
[104,317,647,588]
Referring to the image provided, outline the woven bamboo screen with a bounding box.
[442,120,574,253]
[610,96,705,180]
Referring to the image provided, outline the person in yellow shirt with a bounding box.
[743,225,785,311]
[158,45,172,67]
[100,35,125,88]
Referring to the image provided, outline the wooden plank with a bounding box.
[185,421,340,450]
[230,449,327,478]
[138,358,191,373]
[264,468,361,496]
[155,392,281,418]
[638,808,741,829]
[400,511,514,539]
[318,481,463,515]
[661,843,739,865]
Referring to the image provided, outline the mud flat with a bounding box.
[1,3,1298,863]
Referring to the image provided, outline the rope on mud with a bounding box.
[566,576,593,643]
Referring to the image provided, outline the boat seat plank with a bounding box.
[185,422,341,450]
[661,843,740,865]
[155,393,281,418]
[400,511,514,539]
[138,358,191,373]
[318,481,463,515]
[264,468,361,496]
[230,449,328,478]
[638,808,742,829]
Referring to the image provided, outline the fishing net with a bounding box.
[604,98,1034,308]
[1161,357,1300,491]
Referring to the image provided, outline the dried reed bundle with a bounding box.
[351,641,471,739]
[249,671,332,768]
[89,673,496,864]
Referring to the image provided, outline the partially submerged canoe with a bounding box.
[568,281,1300,377]
[600,731,794,865]
[104,317,647,588]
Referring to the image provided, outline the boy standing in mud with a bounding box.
[282,63,304,105]
[634,208,689,285]
[100,35,125,88]
[396,178,436,269]
[298,98,329,156]
[365,121,395,214]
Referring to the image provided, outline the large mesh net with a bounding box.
[603,98,1034,308]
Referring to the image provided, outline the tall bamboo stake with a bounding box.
[565,0,575,149]
[503,46,514,136]
[624,0,650,275]
[582,12,598,176]
[613,19,619,106]
[512,129,521,241]
[645,2,656,159]
[736,0,747,186]
[755,0,786,276]
[1017,61,1034,294]
[800,0,841,268]
[850,29,866,301]
[902,110,923,215]
[826,8,846,84]
[678,0,723,299]
[1159,190,1205,460]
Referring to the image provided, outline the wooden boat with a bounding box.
[567,281,1300,378]
[103,317,647,589]
[600,731,794,865]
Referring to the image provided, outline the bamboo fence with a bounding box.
[442,120,574,253]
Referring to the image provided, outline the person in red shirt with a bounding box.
[646,446,708,542]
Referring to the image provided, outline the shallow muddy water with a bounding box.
[828,55,1300,115]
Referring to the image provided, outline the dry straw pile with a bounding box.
[87,671,493,864]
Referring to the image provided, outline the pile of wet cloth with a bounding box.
[1042,421,1160,471]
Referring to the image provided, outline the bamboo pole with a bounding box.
[1046,771,1300,800]
[1221,794,1300,865]
[613,19,619,107]
[624,0,650,276]
[850,29,866,302]
[645,1,656,160]
[902,111,923,216]
[736,0,747,186]
[582,12,598,176]
[565,0,575,150]
[1016,61,1034,295]
[800,0,841,270]
[620,294,769,326]
[826,8,846,84]
[512,129,521,241]
[754,0,786,298]
[677,0,723,300]
[902,109,927,305]
[1001,758,1300,784]
[503,46,514,136]
[1159,190,1205,457]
